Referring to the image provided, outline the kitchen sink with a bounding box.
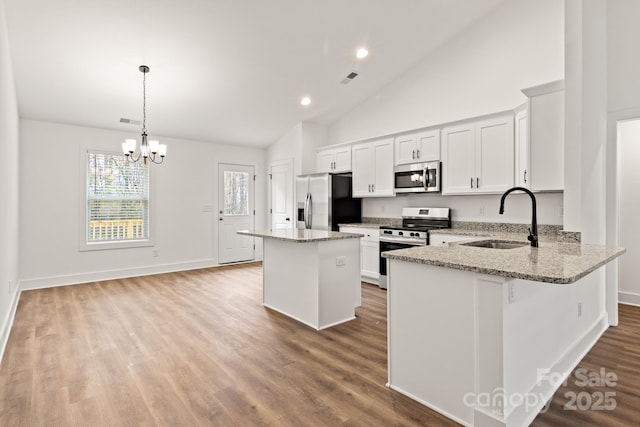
[460,240,528,249]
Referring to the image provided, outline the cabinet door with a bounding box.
[394,134,417,166]
[416,129,440,162]
[361,240,380,280]
[530,89,564,191]
[333,147,352,172]
[514,105,530,188]
[475,116,514,193]
[316,150,334,173]
[442,123,475,194]
[371,138,395,196]
[352,142,373,197]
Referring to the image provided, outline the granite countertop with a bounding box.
[338,223,389,229]
[382,238,626,284]
[237,229,363,243]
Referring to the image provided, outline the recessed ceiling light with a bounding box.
[300,96,311,106]
[356,47,369,59]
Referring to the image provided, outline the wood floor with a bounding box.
[0,263,638,426]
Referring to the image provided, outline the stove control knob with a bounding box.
[384,230,392,234]
[398,231,404,236]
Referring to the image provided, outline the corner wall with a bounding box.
[0,0,20,360]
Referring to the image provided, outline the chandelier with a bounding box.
[122,65,166,164]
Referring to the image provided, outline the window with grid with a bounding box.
[86,151,150,245]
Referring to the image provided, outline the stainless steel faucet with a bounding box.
[499,186,539,248]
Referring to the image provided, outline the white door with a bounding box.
[218,163,255,264]
[269,159,293,230]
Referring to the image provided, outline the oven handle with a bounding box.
[379,238,426,246]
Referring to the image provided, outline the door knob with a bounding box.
[285,218,290,221]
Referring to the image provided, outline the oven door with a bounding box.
[379,239,424,289]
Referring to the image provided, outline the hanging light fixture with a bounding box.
[122,65,166,164]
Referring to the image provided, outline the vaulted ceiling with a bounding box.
[4,0,505,147]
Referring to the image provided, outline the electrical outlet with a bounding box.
[336,256,346,266]
[559,207,564,217]
[479,206,485,217]
[381,205,385,213]
[578,302,582,317]
[152,249,159,257]
[508,282,515,304]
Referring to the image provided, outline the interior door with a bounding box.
[218,163,255,264]
[269,159,293,230]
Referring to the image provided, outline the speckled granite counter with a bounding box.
[337,223,385,229]
[382,239,625,284]
[238,229,362,243]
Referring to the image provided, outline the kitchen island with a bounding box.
[237,229,362,330]
[383,238,625,427]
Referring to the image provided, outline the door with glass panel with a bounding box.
[218,164,255,264]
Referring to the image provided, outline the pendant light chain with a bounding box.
[142,68,147,134]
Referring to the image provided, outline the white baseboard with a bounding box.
[0,285,21,365]
[19,259,221,291]
[618,291,640,307]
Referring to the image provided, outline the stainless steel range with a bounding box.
[378,207,451,289]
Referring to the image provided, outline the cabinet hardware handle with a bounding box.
[368,184,371,192]
[372,184,375,192]
[470,177,473,188]
[524,170,527,183]
[477,177,479,188]
[416,149,420,159]
[412,150,415,159]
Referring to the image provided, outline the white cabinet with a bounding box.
[429,233,476,246]
[316,146,352,173]
[340,226,380,285]
[352,138,395,197]
[514,103,530,188]
[394,129,440,165]
[442,114,514,195]
[520,80,564,192]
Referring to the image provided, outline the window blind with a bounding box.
[87,151,149,242]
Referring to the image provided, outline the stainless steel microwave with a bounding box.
[394,161,441,193]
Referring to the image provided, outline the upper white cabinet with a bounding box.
[317,146,352,173]
[514,103,529,187]
[520,80,565,192]
[442,114,515,195]
[394,129,440,165]
[352,138,395,197]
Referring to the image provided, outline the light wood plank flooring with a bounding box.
[0,263,639,426]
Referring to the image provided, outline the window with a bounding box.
[223,170,250,215]
[84,151,151,249]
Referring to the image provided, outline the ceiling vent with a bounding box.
[340,71,359,85]
[119,117,141,126]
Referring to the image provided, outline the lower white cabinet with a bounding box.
[340,226,380,284]
[429,233,475,246]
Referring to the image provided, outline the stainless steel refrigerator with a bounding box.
[296,173,362,231]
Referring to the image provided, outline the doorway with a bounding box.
[617,119,640,305]
[269,159,293,230]
[218,163,255,264]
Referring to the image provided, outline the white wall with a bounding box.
[328,0,564,145]
[326,0,565,224]
[18,120,266,289]
[0,0,20,357]
[607,0,640,307]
